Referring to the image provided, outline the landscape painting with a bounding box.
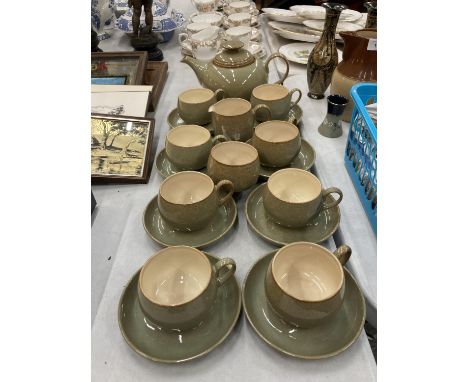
[91,115,154,182]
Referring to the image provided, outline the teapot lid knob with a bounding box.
[221,40,244,51]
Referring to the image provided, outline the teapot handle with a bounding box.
[264,53,289,85]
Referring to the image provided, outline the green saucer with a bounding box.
[245,184,340,246]
[155,149,207,179]
[242,252,365,359]
[167,108,214,135]
[118,253,241,363]
[143,195,237,248]
[246,138,315,179]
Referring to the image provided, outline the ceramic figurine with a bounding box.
[330,29,377,121]
[128,0,164,60]
[91,0,116,40]
[306,3,347,99]
[364,2,377,29]
[318,94,349,138]
[182,40,290,100]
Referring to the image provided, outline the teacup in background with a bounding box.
[190,12,224,27]
[189,26,222,61]
[264,242,351,327]
[209,98,271,141]
[158,171,234,231]
[263,168,343,227]
[251,84,302,122]
[251,121,301,167]
[207,141,260,192]
[178,88,225,125]
[178,22,211,44]
[138,246,236,330]
[226,1,251,14]
[165,125,228,170]
[224,26,252,45]
[227,12,251,27]
[192,0,217,13]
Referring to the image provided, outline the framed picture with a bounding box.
[91,114,155,184]
[91,51,148,85]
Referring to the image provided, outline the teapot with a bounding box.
[181,41,290,100]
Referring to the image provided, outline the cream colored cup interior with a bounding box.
[272,242,343,301]
[140,247,211,306]
[167,125,211,147]
[160,172,213,204]
[255,121,299,143]
[211,142,258,165]
[212,98,251,116]
[268,169,321,203]
[179,88,214,104]
[252,84,289,101]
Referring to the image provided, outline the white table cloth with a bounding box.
[92,2,376,380]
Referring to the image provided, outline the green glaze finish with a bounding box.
[251,121,301,167]
[181,41,290,100]
[242,252,365,359]
[287,104,303,125]
[250,84,302,121]
[264,243,351,328]
[118,253,242,363]
[209,98,271,142]
[158,173,234,232]
[155,149,207,179]
[245,184,340,246]
[165,127,228,170]
[263,170,343,228]
[246,139,316,179]
[207,142,260,192]
[143,195,237,248]
[178,89,225,125]
[167,108,214,135]
[138,249,236,331]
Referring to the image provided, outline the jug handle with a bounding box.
[264,53,289,85]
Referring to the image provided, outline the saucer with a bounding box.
[118,253,241,363]
[242,251,365,359]
[246,139,316,179]
[155,149,207,179]
[143,194,237,248]
[167,108,214,135]
[245,184,340,246]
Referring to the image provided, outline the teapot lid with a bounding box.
[213,41,255,68]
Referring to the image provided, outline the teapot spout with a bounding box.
[181,56,210,86]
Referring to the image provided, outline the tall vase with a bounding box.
[330,29,377,122]
[364,2,377,29]
[306,3,347,100]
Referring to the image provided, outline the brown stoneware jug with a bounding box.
[330,29,377,122]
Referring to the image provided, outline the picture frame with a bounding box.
[91,51,148,86]
[91,114,155,184]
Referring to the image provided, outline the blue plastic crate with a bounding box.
[344,83,377,234]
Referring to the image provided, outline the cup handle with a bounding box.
[321,187,343,211]
[333,245,352,266]
[215,258,236,286]
[214,89,225,101]
[178,32,188,44]
[288,88,302,110]
[215,179,234,206]
[212,134,228,145]
[252,104,272,121]
[264,53,289,85]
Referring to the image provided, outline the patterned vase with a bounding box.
[91,0,116,41]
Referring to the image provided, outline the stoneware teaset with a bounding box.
[120,29,365,363]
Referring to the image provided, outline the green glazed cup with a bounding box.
[178,88,225,125]
[165,125,228,170]
[251,120,301,167]
[207,141,260,192]
[251,84,302,122]
[263,168,343,228]
[158,171,234,232]
[265,242,351,328]
[209,98,271,142]
[138,246,236,331]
